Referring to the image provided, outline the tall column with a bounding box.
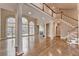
[52,22,56,38]
[27,17,30,50]
[0,8,1,55]
[0,9,7,56]
[0,8,1,40]
[49,21,53,39]
[15,3,23,53]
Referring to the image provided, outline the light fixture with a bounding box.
[42,17,45,20]
[28,12,32,15]
[52,6,55,9]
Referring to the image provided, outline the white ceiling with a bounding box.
[22,4,53,24]
[47,3,77,10]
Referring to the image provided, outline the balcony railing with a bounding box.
[30,3,78,22]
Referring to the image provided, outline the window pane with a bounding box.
[6,17,15,37]
[29,22,34,35]
[22,17,28,53]
[22,17,28,24]
[22,37,28,53]
[6,17,15,56]
[6,38,15,56]
[29,36,35,49]
[22,17,28,35]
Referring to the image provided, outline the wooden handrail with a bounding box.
[62,13,78,21]
[30,3,78,22]
[67,26,78,37]
[30,3,53,17]
[44,4,78,22]
[43,3,56,13]
[43,4,78,21]
[68,26,78,33]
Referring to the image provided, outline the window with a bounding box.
[7,17,15,37]
[29,21,35,49]
[22,17,28,53]
[22,17,28,35]
[22,17,35,53]
[29,21,34,35]
[6,17,15,56]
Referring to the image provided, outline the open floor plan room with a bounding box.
[0,3,78,56]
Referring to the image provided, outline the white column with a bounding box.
[51,21,56,40]
[0,8,1,40]
[15,3,23,52]
[44,23,46,38]
[34,19,40,48]
[0,8,1,55]
[49,21,53,39]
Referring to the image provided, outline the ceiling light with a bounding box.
[28,12,32,15]
[52,6,55,9]
[42,17,45,20]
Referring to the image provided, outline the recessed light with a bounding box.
[42,17,45,20]
[52,6,55,9]
[28,12,32,15]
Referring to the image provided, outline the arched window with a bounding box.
[22,17,28,53]
[29,21,35,49]
[6,17,15,56]
[7,17,15,37]
[29,21,34,35]
[22,17,28,35]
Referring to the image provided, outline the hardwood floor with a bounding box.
[24,36,79,56]
[0,36,79,56]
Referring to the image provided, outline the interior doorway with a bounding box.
[46,23,49,37]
